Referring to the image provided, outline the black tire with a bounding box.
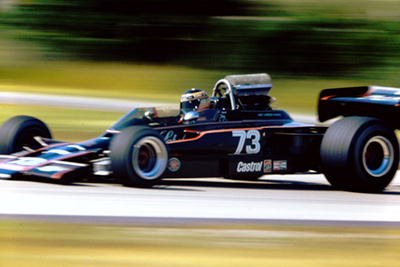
[321,116,399,193]
[0,116,52,154]
[110,126,169,188]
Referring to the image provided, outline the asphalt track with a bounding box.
[0,92,399,225]
[0,91,158,111]
[1,173,400,226]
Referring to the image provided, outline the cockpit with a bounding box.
[106,73,278,133]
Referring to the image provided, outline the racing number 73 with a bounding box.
[232,130,261,154]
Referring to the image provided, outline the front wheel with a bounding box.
[110,126,169,188]
[0,115,52,154]
[321,116,399,193]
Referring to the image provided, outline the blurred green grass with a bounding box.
[1,220,400,267]
[0,62,224,103]
[0,104,124,142]
[4,0,400,77]
[0,61,374,114]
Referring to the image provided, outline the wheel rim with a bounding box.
[362,136,394,177]
[132,136,168,180]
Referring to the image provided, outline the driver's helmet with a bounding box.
[180,88,210,112]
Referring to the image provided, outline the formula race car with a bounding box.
[0,73,399,193]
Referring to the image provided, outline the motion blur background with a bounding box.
[1,0,400,131]
[2,2,400,266]
[2,0,400,76]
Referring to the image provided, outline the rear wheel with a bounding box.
[0,116,52,154]
[110,126,169,188]
[321,116,399,193]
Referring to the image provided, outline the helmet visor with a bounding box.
[181,99,201,112]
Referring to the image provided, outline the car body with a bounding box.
[0,73,399,192]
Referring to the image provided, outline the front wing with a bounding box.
[0,154,91,182]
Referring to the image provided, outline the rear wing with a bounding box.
[318,86,400,128]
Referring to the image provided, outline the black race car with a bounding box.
[0,73,399,193]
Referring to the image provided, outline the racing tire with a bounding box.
[321,116,399,193]
[0,115,52,154]
[110,126,169,188]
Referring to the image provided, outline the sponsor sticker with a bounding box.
[263,160,272,173]
[273,160,287,171]
[168,157,181,172]
[236,161,263,172]
[161,130,186,142]
[234,159,287,174]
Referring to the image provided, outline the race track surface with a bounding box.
[1,173,400,225]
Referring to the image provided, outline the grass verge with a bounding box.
[0,61,384,115]
[0,104,124,142]
[1,220,400,267]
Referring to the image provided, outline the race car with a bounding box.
[0,73,398,193]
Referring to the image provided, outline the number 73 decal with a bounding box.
[232,130,261,154]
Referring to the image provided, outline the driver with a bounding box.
[180,88,210,113]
